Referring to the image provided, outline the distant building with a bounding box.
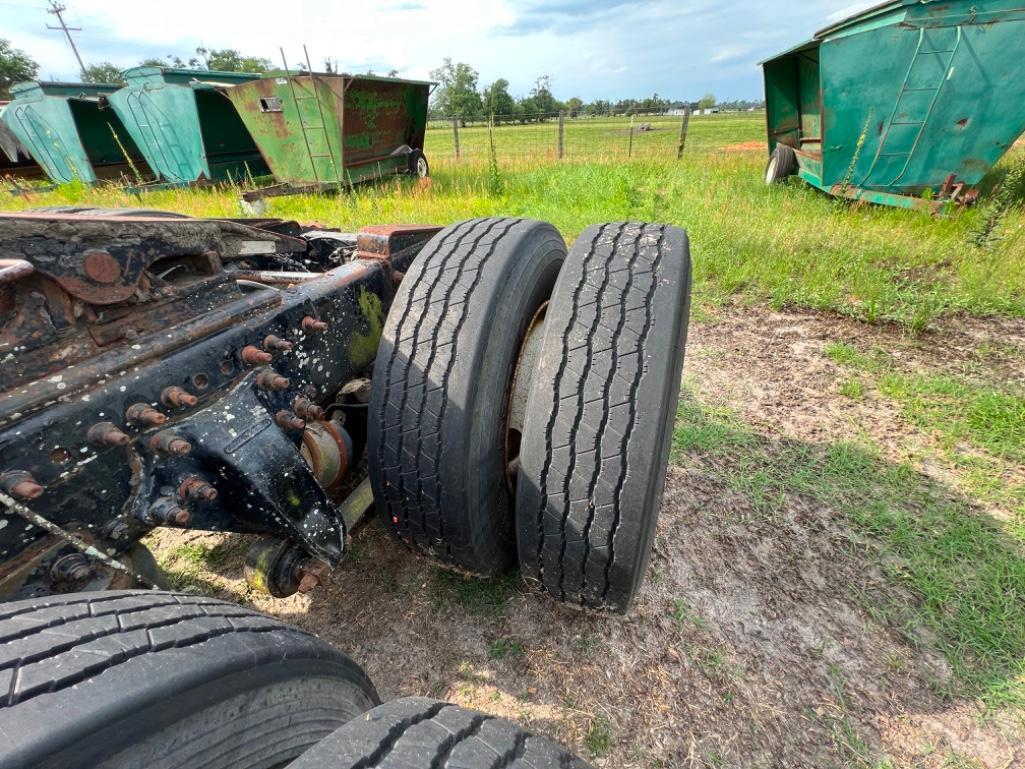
[667,103,700,116]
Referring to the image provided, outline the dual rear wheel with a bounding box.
[369,217,693,612]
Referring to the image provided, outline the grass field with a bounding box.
[4,113,1023,331]
[425,112,767,162]
[2,115,1024,768]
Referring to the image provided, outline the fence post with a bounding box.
[628,114,635,158]
[558,111,565,159]
[451,117,461,161]
[676,107,691,160]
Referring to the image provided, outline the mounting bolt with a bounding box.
[150,430,192,456]
[161,386,198,409]
[126,403,167,427]
[301,316,329,334]
[105,519,130,541]
[179,476,218,502]
[297,573,320,593]
[146,496,191,525]
[255,369,290,391]
[0,470,44,500]
[241,345,273,365]
[292,396,323,420]
[87,421,131,448]
[50,553,93,583]
[263,334,294,352]
[295,559,330,594]
[275,410,306,432]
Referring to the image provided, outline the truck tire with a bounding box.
[290,697,593,769]
[0,590,379,769]
[369,218,566,576]
[765,144,798,184]
[516,223,692,612]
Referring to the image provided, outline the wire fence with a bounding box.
[424,111,767,166]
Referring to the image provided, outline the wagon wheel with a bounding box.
[368,218,565,575]
[516,222,693,612]
[0,591,379,769]
[765,144,798,184]
[408,149,429,178]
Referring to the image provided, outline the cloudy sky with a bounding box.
[1,0,877,101]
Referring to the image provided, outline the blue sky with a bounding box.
[0,0,875,101]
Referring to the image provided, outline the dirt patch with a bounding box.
[148,305,1024,768]
[723,141,765,154]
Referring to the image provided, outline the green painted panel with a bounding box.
[108,81,206,182]
[764,55,802,153]
[797,51,821,143]
[1,94,93,183]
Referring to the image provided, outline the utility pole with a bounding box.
[46,1,86,79]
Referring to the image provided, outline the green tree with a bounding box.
[482,78,515,122]
[82,62,124,84]
[0,39,38,99]
[198,48,271,73]
[138,57,167,68]
[530,74,559,115]
[516,95,538,122]
[429,58,483,122]
[565,96,583,117]
[166,53,203,69]
[698,92,717,110]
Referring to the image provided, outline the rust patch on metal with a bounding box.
[82,250,121,284]
[354,224,442,283]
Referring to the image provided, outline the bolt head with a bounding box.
[297,573,321,593]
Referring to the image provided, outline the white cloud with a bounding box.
[710,44,753,64]
[1,0,887,100]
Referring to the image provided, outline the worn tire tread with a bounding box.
[289,697,593,768]
[369,218,565,575]
[0,590,378,769]
[516,222,692,612]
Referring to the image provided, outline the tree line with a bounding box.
[428,58,763,124]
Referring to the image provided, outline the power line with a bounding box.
[45,1,86,79]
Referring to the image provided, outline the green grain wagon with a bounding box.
[221,73,433,198]
[0,82,152,185]
[762,0,1025,209]
[105,67,271,185]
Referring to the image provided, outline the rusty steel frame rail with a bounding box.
[0,215,441,600]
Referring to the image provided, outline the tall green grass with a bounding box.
[3,141,1024,330]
